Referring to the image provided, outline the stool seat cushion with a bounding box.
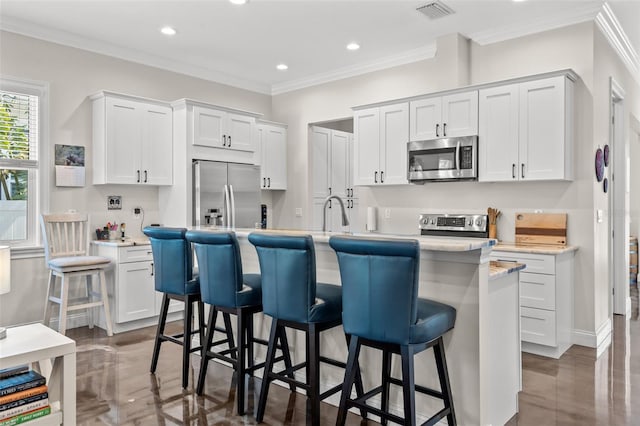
[48,255,111,272]
[410,298,457,344]
[309,283,342,323]
[236,273,262,307]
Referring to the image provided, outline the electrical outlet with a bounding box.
[133,207,142,218]
[384,208,391,219]
[108,196,122,210]
[295,208,303,217]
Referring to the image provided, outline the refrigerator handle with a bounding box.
[224,184,231,227]
[229,184,236,228]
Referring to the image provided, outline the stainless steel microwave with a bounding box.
[407,136,478,182]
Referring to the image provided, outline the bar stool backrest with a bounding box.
[248,233,316,322]
[143,227,194,295]
[329,236,420,345]
[40,213,90,263]
[185,230,244,307]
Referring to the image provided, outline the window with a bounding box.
[0,78,48,248]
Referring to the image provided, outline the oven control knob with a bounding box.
[476,218,483,226]
[430,218,436,225]
[468,219,473,226]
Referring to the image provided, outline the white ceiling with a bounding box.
[0,0,638,94]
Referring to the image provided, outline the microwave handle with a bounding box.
[455,141,461,171]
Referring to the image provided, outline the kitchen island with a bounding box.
[225,228,522,426]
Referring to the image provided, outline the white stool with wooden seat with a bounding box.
[41,213,113,336]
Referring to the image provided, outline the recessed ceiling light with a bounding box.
[512,0,527,2]
[346,42,360,51]
[276,64,288,71]
[229,0,248,4]
[160,26,176,36]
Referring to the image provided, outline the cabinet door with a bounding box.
[478,84,520,182]
[105,97,142,184]
[263,125,287,190]
[353,108,380,186]
[193,106,225,148]
[347,198,360,233]
[442,91,478,137]
[346,134,355,197]
[141,104,173,185]
[409,97,441,141]
[258,126,268,187]
[117,261,156,322]
[519,76,566,180]
[330,130,349,197]
[227,113,255,152]
[311,126,331,197]
[380,103,409,185]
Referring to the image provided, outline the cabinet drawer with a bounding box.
[521,307,556,346]
[520,272,555,310]
[119,245,153,263]
[492,251,555,275]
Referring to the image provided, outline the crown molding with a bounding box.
[469,4,601,46]
[0,16,272,95]
[595,3,640,86]
[270,43,437,96]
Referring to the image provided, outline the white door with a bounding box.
[105,97,142,184]
[478,84,520,182]
[263,125,287,190]
[311,126,331,197]
[409,97,441,141]
[141,104,173,185]
[353,108,380,186]
[227,113,255,152]
[118,261,156,322]
[519,76,566,180]
[442,91,478,137]
[193,106,225,148]
[380,103,409,185]
[330,130,349,197]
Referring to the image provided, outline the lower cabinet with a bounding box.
[92,243,183,334]
[491,249,574,359]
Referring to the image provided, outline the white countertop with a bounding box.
[91,237,150,247]
[489,260,526,280]
[493,242,578,255]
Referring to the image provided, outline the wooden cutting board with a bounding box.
[515,213,567,246]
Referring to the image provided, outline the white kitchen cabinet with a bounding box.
[478,75,574,182]
[258,121,287,190]
[491,249,574,359]
[353,102,408,186]
[193,105,255,152]
[409,91,478,141]
[92,91,173,185]
[311,127,354,198]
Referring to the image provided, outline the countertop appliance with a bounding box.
[419,213,489,238]
[407,135,478,182]
[193,160,261,228]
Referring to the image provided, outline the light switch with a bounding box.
[596,209,603,223]
[384,208,391,219]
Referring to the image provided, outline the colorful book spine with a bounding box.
[0,406,51,426]
[0,386,47,405]
[0,399,48,421]
[0,372,46,397]
[0,392,48,412]
[0,367,29,381]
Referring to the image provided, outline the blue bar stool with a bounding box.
[185,230,295,415]
[143,226,206,389]
[329,236,457,426]
[248,233,363,426]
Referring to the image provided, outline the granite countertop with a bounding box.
[493,242,578,255]
[489,260,526,280]
[91,237,150,247]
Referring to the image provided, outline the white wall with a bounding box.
[0,31,272,327]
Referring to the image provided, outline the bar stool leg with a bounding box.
[277,326,296,391]
[58,274,69,335]
[308,323,321,426]
[337,336,361,426]
[43,272,55,328]
[434,337,457,426]
[247,312,255,370]
[400,345,416,426]
[197,308,218,395]
[256,319,279,423]
[182,295,194,389]
[197,301,206,352]
[86,275,94,329]
[381,349,392,425]
[151,294,170,373]
[223,313,237,360]
[236,310,247,415]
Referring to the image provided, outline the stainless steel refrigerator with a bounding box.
[192,160,261,228]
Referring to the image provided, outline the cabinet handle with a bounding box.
[223,135,227,146]
[329,200,332,209]
[137,170,140,183]
[144,170,148,183]
[263,177,266,187]
[512,164,516,179]
[150,262,154,276]
[228,135,231,147]
[374,171,378,183]
[350,200,353,208]
[521,163,525,179]
[381,171,384,183]
[329,187,332,195]
[267,177,271,188]
[436,123,439,137]
[443,123,447,137]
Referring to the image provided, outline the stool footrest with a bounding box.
[421,407,451,426]
[319,355,346,369]
[387,377,444,400]
[319,383,343,400]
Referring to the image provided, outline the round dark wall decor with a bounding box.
[595,148,604,182]
[603,177,609,193]
[604,144,610,167]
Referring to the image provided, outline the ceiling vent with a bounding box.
[416,1,455,19]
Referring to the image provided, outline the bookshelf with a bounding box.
[0,324,76,426]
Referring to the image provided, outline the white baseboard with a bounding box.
[48,312,89,332]
[572,318,612,357]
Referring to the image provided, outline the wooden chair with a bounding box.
[41,213,113,336]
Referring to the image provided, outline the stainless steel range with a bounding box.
[419,213,489,238]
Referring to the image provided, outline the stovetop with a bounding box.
[419,213,489,238]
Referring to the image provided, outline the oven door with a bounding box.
[407,136,477,181]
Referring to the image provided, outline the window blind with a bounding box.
[0,90,38,169]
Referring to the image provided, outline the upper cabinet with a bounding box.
[193,105,255,152]
[311,126,354,198]
[409,91,478,141]
[353,102,408,186]
[92,92,173,185]
[478,75,574,182]
[257,121,287,190]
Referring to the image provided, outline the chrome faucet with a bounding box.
[322,195,349,232]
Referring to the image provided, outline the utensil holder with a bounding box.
[489,224,497,240]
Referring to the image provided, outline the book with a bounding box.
[0,367,28,382]
[0,392,48,412]
[0,399,48,421]
[0,372,46,397]
[0,406,50,426]
[0,386,47,405]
